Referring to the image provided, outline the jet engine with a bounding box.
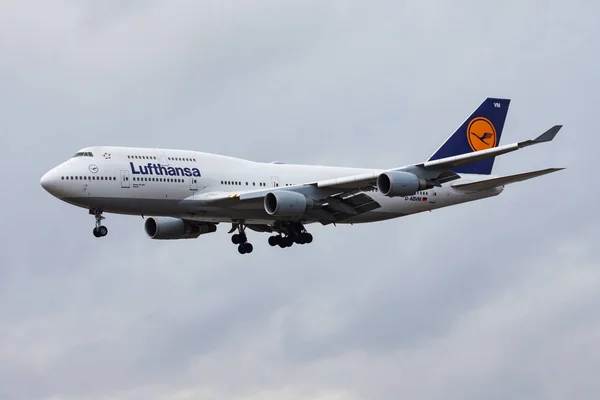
[144,217,217,240]
[264,191,314,217]
[377,171,434,197]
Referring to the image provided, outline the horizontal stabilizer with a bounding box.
[452,168,565,191]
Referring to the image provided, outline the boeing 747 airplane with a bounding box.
[40,98,563,254]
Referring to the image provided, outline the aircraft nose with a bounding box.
[40,169,62,197]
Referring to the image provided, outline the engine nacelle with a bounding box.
[144,217,217,240]
[264,190,314,217]
[377,171,433,197]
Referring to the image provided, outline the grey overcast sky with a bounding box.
[1,1,598,399]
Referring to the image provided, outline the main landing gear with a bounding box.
[91,208,108,238]
[229,221,313,254]
[230,223,253,254]
[268,222,313,249]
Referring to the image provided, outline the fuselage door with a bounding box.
[157,150,168,166]
[427,188,436,204]
[271,176,280,188]
[120,170,130,188]
[190,176,198,191]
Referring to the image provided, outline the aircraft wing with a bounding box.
[186,185,381,223]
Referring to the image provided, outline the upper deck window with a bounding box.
[72,152,93,158]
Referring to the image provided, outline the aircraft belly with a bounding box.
[63,196,186,216]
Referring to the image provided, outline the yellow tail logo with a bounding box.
[467,117,497,152]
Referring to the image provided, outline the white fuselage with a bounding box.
[40,146,503,225]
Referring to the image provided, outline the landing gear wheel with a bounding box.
[268,236,279,246]
[232,234,240,244]
[93,226,108,238]
[304,233,313,244]
[238,243,253,254]
[98,226,108,237]
[280,236,293,248]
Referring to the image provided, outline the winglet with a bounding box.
[518,125,562,149]
[533,125,562,143]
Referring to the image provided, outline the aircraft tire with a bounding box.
[268,236,278,246]
[98,226,108,237]
[304,233,313,244]
[238,244,246,254]
[93,227,101,238]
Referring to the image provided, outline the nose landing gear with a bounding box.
[91,208,108,238]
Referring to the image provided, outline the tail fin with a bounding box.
[428,97,511,175]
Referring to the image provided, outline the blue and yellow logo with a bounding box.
[467,117,496,152]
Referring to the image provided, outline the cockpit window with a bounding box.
[72,152,93,158]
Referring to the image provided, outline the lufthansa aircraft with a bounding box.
[41,98,563,254]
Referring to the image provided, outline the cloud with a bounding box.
[1,1,598,399]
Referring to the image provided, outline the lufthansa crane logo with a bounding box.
[467,117,496,152]
[89,164,98,173]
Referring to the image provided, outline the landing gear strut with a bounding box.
[268,222,312,249]
[230,223,253,254]
[91,208,108,238]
